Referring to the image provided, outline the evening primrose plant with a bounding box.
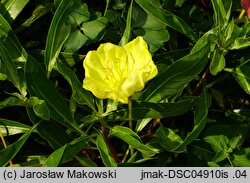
[1,0,250,167]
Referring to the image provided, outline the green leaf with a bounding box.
[27,108,72,150]
[58,52,84,67]
[230,37,250,50]
[0,0,29,24]
[56,61,96,111]
[29,49,84,68]
[208,161,220,167]
[114,96,196,120]
[0,73,7,80]
[132,4,170,52]
[191,29,217,53]
[75,156,97,167]
[44,0,76,77]
[155,127,185,153]
[25,56,84,135]
[96,135,117,167]
[43,136,90,167]
[135,0,196,42]
[110,126,159,158]
[15,3,54,33]
[69,2,90,25]
[203,125,247,164]
[0,14,27,62]
[0,122,40,167]
[203,125,248,144]
[204,135,229,153]
[63,29,89,52]
[0,118,31,136]
[133,28,169,53]
[211,0,232,26]
[223,20,237,48]
[189,141,214,162]
[0,42,26,96]
[0,97,26,109]
[174,90,211,152]
[225,60,250,94]
[232,148,250,167]
[81,17,108,41]
[140,45,209,102]
[209,49,225,75]
[119,0,133,46]
[211,150,228,163]
[27,97,50,120]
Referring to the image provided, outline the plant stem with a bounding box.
[101,124,121,163]
[193,68,210,96]
[122,147,130,163]
[104,0,110,16]
[237,9,246,24]
[128,99,134,156]
[206,73,230,89]
[128,99,133,130]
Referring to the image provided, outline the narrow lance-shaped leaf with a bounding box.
[135,0,196,42]
[113,96,196,120]
[156,127,186,153]
[0,14,27,62]
[15,3,54,33]
[140,45,209,102]
[56,61,96,112]
[230,37,250,50]
[27,108,72,150]
[27,97,50,120]
[43,136,90,167]
[110,126,159,158]
[0,42,26,96]
[120,0,133,46]
[0,0,30,24]
[0,118,31,136]
[211,0,232,26]
[0,97,26,109]
[44,0,76,77]
[96,135,117,167]
[174,90,211,152]
[25,56,84,135]
[225,60,250,95]
[211,0,227,26]
[209,48,225,75]
[0,122,40,167]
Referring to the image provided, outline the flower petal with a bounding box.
[83,36,158,104]
[124,36,158,82]
[83,51,113,99]
[83,42,129,103]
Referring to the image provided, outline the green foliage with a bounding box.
[0,0,249,167]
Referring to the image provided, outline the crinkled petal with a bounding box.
[83,36,158,104]
[124,36,158,82]
[83,51,113,99]
[83,42,129,103]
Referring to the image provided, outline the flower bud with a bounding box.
[241,0,250,19]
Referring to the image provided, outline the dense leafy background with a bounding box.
[0,0,250,167]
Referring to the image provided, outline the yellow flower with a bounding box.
[83,36,158,104]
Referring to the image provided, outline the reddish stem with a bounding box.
[101,126,121,163]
